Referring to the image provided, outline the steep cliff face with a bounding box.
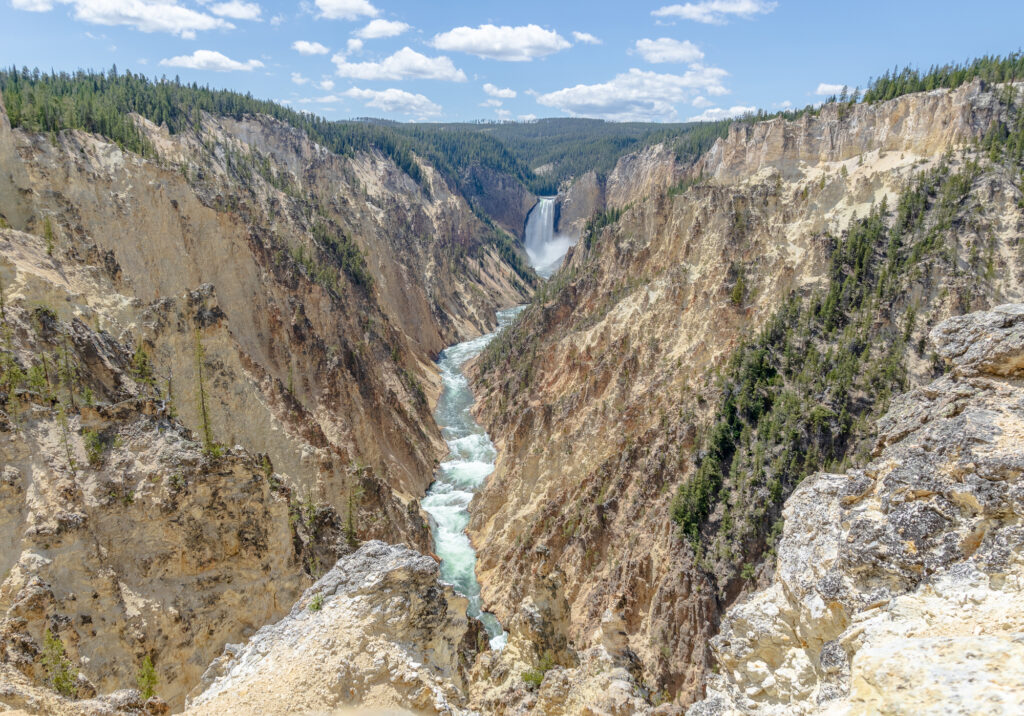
[697,80,1002,183]
[0,91,531,526]
[604,142,688,209]
[460,163,538,239]
[0,90,532,709]
[690,304,1024,715]
[469,81,1024,709]
[555,170,603,238]
[0,228,327,710]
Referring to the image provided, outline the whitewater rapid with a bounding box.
[524,197,576,279]
[421,306,523,650]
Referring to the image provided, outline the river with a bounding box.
[420,306,523,650]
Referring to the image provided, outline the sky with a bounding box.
[1,0,1023,123]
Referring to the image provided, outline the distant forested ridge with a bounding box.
[5,55,1017,218]
[0,67,727,198]
[414,118,731,194]
[0,66,505,192]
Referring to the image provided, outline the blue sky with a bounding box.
[2,0,1022,123]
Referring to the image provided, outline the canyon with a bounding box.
[0,69,1022,716]
[467,78,1024,710]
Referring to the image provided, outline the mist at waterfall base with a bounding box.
[525,198,576,279]
[421,307,523,650]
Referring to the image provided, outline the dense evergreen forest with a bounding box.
[0,66,725,198]
[412,118,731,194]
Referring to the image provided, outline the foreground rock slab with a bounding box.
[690,304,1024,715]
[184,541,482,715]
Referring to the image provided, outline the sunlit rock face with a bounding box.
[185,541,483,716]
[468,79,1024,709]
[691,304,1024,715]
[0,85,529,711]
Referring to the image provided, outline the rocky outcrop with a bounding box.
[461,163,537,238]
[469,82,1024,710]
[696,80,1002,183]
[0,664,167,716]
[466,602,656,715]
[556,171,603,238]
[185,541,482,715]
[690,304,1024,715]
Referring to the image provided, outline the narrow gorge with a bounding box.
[0,50,1022,716]
[422,306,523,651]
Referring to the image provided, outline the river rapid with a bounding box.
[420,306,523,650]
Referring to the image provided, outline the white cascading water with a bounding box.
[420,306,523,650]
[524,197,576,279]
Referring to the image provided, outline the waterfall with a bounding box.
[524,197,576,279]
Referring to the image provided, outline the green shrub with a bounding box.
[136,654,158,700]
[131,345,155,387]
[83,429,105,467]
[521,650,555,689]
[42,217,54,256]
[41,628,77,698]
[309,592,324,611]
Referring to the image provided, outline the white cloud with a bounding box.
[11,0,53,10]
[536,66,729,122]
[483,82,516,99]
[160,50,264,71]
[775,99,792,108]
[815,83,845,95]
[315,0,378,20]
[332,46,466,81]
[496,109,511,118]
[635,38,703,63]
[691,95,712,107]
[572,31,601,44]
[343,87,441,117]
[518,113,537,122]
[269,13,284,25]
[13,0,235,37]
[653,0,777,24]
[481,98,503,107]
[687,104,755,121]
[291,72,310,84]
[292,40,329,55]
[432,24,570,62]
[295,94,342,104]
[318,78,335,90]
[346,38,364,54]
[355,18,411,39]
[209,0,260,20]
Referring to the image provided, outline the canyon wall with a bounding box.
[468,80,1024,709]
[691,304,1024,714]
[0,92,531,710]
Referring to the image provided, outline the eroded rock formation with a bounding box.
[0,86,530,710]
[185,541,482,715]
[690,304,1024,714]
[469,81,1024,708]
